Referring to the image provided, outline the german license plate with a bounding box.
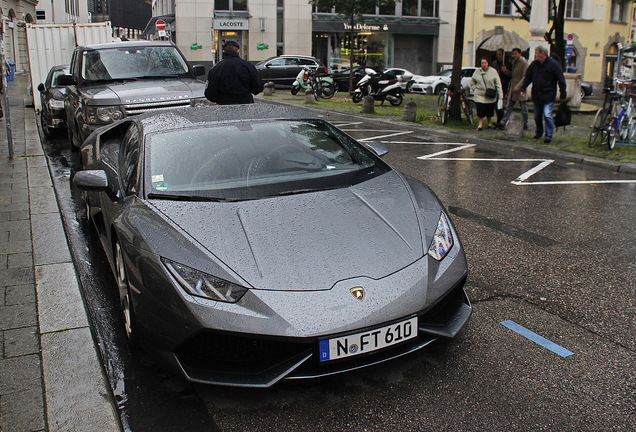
[318,317,417,362]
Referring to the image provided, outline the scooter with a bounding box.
[351,68,407,106]
[291,67,337,99]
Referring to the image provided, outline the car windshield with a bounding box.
[146,119,390,201]
[81,46,190,81]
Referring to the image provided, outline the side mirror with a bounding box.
[191,64,206,76]
[363,141,389,157]
[37,83,45,92]
[73,170,109,191]
[57,74,76,86]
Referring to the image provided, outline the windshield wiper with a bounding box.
[147,192,238,202]
[275,185,342,197]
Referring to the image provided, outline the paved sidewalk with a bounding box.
[0,75,120,431]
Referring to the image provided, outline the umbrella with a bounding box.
[480,29,530,52]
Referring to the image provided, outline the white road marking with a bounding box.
[371,139,636,186]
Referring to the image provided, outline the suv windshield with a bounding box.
[81,46,190,81]
[147,119,390,201]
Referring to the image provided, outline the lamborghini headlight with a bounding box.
[427,213,454,261]
[162,258,247,303]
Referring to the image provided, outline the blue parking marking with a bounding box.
[501,320,574,358]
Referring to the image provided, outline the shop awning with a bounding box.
[312,14,445,36]
[214,11,252,19]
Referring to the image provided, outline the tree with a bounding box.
[510,0,636,68]
[309,0,399,92]
[450,0,467,121]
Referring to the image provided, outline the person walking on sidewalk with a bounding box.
[471,57,503,131]
[499,47,529,130]
[491,48,511,127]
[520,46,567,143]
[205,40,264,105]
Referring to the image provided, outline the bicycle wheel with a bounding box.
[440,105,448,125]
[462,99,473,125]
[604,119,617,150]
[588,108,606,147]
[319,82,336,99]
[436,92,445,117]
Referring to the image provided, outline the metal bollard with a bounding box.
[304,88,315,104]
[362,95,374,113]
[402,100,417,122]
[263,82,275,96]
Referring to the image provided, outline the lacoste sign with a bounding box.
[214,19,249,30]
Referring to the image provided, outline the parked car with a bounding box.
[332,66,379,92]
[37,64,70,138]
[382,68,423,92]
[581,82,593,99]
[59,40,208,151]
[411,67,477,95]
[73,104,472,388]
[255,55,328,86]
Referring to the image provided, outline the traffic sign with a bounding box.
[156,19,166,31]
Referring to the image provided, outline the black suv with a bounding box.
[59,41,209,150]
[255,55,328,86]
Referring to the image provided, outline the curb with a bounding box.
[27,111,121,430]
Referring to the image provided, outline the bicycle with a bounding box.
[589,87,622,148]
[437,86,473,125]
[305,69,336,100]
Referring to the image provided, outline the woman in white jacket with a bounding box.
[470,57,503,130]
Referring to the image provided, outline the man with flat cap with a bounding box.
[205,40,264,104]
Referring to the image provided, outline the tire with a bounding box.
[580,88,586,100]
[434,84,447,95]
[291,85,300,95]
[436,93,445,117]
[588,108,605,147]
[83,191,91,223]
[352,92,363,103]
[320,82,336,99]
[405,81,414,93]
[606,119,618,150]
[40,113,53,138]
[463,100,474,125]
[115,240,139,347]
[440,107,448,125]
[389,92,403,106]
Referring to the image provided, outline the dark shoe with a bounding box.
[476,127,482,131]
[544,138,552,144]
[498,123,506,130]
[488,125,495,130]
[533,134,542,139]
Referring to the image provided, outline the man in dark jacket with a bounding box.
[205,40,264,105]
[520,45,567,143]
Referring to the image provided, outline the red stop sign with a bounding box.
[156,19,166,31]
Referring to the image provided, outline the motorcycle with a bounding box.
[351,68,409,106]
[291,67,337,99]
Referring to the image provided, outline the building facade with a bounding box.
[1,0,38,73]
[462,0,634,84]
[148,0,448,75]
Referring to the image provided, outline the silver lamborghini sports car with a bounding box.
[73,104,471,387]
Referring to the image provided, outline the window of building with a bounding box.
[611,0,627,23]
[402,0,419,16]
[565,0,583,18]
[421,0,439,17]
[494,0,512,16]
[215,0,247,11]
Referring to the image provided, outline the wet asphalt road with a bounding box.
[41,110,635,432]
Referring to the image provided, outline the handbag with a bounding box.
[482,74,497,99]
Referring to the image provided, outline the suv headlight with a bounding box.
[192,97,214,107]
[162,258,248,303]
[48,99,65,109]
[427,213,454,261]
[86,106,124,124]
